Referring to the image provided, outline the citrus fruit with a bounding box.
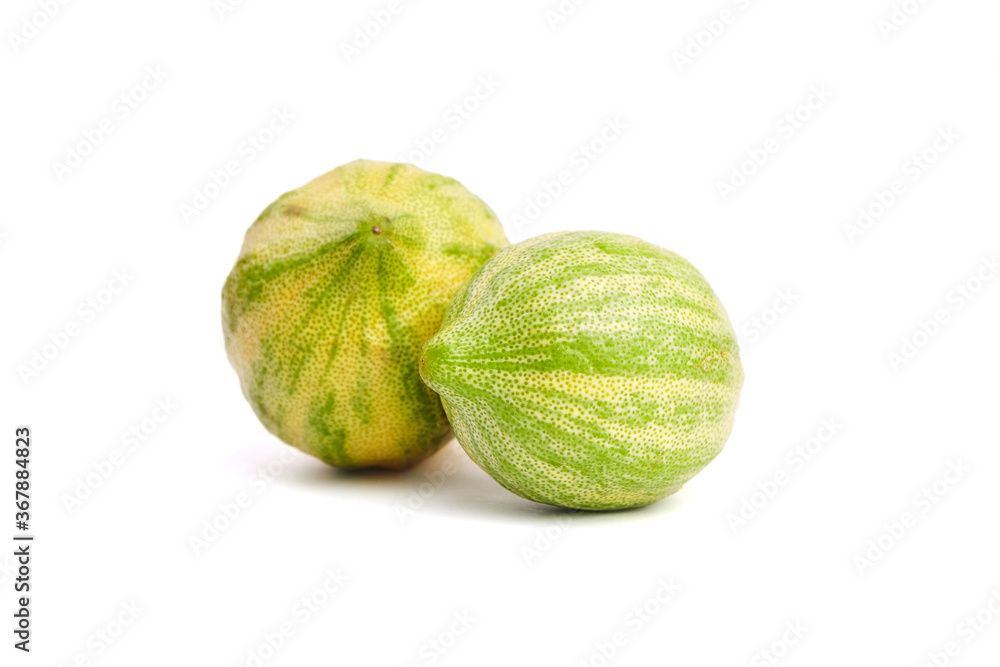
[223,160,508,469]
[419,231,743,508]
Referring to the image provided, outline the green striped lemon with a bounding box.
[222,160,508,469]
[418,231,743,509]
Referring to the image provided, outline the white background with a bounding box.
[3,0,1000,665]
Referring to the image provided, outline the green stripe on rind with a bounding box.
[223,160,509,469]
[420,231,743,509]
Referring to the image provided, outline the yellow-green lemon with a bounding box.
[419,231,743,509]
[223,160,508,469]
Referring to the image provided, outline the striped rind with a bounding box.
[222,160,508,469]
[419,231,743,509]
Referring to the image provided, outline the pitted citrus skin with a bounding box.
[419,231,743,508]
[223,160,508,469]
